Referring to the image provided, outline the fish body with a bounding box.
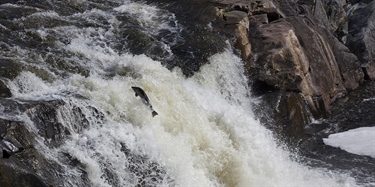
[131,86,158,117]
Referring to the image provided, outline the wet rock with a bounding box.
[25,100,70,147]
[253,91,312,144]
[0,99,67,147]
[248,11,363,117]
[277,93,311,139]
[331,37,364,90]
[147,0,229,76]
[251,0,284,21]
[271,0,298,17]
[0,59,22,80]
[120,143,174,186]
[150,0,364,120]
[0,160,50,187]
[114,14,169,62]
[0,0,17,4]
[0,136,24,158]
[0,118,61,186]
[325,0,348,32]
[0,120,31,159]
[0,80,11,98]
[221,10,251,60]
[0,2,39,20]
[0,96,106,186]
[345,0,375,80]
[328,81,375,131]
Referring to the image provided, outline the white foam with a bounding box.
[56,48,356,186]
[113,2,177,36]
[323,127,375,158]
[363,97,375,102]
[6,1,361,186]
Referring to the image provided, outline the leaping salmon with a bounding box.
[131,86,158,117]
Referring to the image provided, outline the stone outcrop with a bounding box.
[210,0,366,140]
[248,14,363,117]
[345,0,375,80]
[222,10,251,60]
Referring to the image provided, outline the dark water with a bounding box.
[299,81,375,186]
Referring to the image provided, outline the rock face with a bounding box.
[248,15,363,117]
[209,0,367,141]
[221,10,251,60]
[345,0,375,80]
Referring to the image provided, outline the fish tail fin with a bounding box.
[152,111,158,117]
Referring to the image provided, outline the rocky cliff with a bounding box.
[207,0,371,142]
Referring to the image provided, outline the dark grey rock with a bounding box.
[0,59,22,80]
[346,1,375,79]
[0,118,61,186]
[0,80,11,98]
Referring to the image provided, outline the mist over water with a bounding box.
[1,1,363,186]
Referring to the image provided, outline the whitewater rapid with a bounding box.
[10,50,357,186]
[4,1,360,186]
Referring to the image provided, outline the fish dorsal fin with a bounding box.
[152,111,158,117]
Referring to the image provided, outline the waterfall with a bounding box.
[0,1,360,186]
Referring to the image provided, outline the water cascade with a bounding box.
[0,0,366,186]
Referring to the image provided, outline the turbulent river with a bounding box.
[0,0,373,186]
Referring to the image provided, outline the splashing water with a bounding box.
[9,49,357,186]
[3,1,360,187]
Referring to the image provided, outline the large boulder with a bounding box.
[247,0,363,111]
